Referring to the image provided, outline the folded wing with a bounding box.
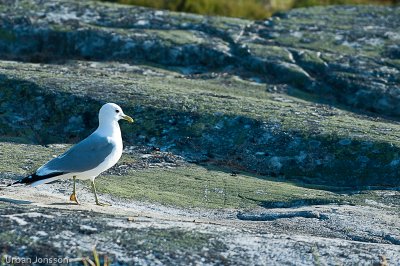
[12,133,115,186]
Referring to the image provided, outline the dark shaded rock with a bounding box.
[0,2,399,119]
[241,5,400,117]
[0,0,243,68]
[237,210,328,221]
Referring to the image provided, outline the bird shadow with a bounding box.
[0,197,32,205]
[49,202,79,206]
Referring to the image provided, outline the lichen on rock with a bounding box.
[1,1,400,264]
[0,32,400,186]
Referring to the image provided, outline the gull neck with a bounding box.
[96,119,121,138]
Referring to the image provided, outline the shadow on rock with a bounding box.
[0,197,31,205]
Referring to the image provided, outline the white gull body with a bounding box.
[12,103,134,205]
[15,103,133,188]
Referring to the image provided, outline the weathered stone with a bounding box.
[1,1,400,263]
[0,2,399,119]
[1,58,400,186]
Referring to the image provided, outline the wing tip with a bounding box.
[8,175,33,186]
[9,172,66,187]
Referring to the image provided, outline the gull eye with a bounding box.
[115,110,120,113]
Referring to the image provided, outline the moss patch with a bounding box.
[95,165,342,208]
[2,141,399,210]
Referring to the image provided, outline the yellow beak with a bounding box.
[122,115,134,123]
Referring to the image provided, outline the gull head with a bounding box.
[99,103,134,124]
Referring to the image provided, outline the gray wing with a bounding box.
[37,133,115,175]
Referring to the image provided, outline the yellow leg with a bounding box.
[69,176,80,205]
[91,180,111,206]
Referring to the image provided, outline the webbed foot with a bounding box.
[70,193,80,205]
[95,200,111,206]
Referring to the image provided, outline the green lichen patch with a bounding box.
[1,140,398,211]
[0,29,16,42]
[0,141,341,209]
[0,142,68,175]
[147,29,205,45]
[247,44,294,62]
[96,165,341,209]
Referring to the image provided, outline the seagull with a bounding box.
[9,103,133,206]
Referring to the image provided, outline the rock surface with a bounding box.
[1,186,400,265]
[0,1,399,117]
[0,0,400,265]
[0,1,399,185]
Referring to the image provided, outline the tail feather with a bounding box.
[8,172,65,186]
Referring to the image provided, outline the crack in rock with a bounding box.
[237,210,329,221]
